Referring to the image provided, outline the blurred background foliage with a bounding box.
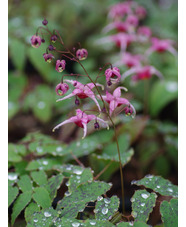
[8,0,177,225]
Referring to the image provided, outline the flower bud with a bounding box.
[94,122,100,129]
[124,105,133,116]
[42,18,48,26]
[31,35,42,48]
[76,48,88,60]
[107,80,112,86]
[55,83,69,96]
[48,45,55,51]
[55,60,66,72]
[41,38,45,43]
[50,35,58,43]
[43,53,54,63]
[75,98,80,106]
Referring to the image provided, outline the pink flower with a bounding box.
[31,35,42,48]
[56,80,104,112]
[108,2,131,19]
[146,37,177,56]
[102,21,129,33]
[55,60,66,72]
[105,67,121,85]
[122,65,163,81]
[126,15,139,27]
[119,52,142,68]
[100,87,135,116]
[43,53,54,63]
[55,83,69,96]
[137,26,152,42]
[50,35,58,43]
[52,109,109,139]
[135,6,147,19]
[76,48,88,60]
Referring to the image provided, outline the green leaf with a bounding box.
[9,39,26,71]
[26,157,62,171]
[160,198,178,227]
[57,181,111,218]
[95,195,120,220]
[8,143,22,162]
[31,170,48,186]
[23,85,55,123]
[68,168,93,192]
[8,185,19,207]
[17,175,33,193]
[24,202,40,223]
[45,174,64,200]
[117,221,149,226]
[149,80,178,117]
[8,101,20,120]
[11,191,32,225]
[131,190,157,222]
[132,175,178,198]
[27,207,58,227]
[33,187,51,209]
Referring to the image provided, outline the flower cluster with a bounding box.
[98,1,177,82]
[30,18,136,139]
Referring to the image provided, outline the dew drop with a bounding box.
[167,188,173,192]
[104,198,111,204]
[72,222,80,227]
[131,180,137,185]
[101,207,108,214]
[141,203,145,206]
[65,181,70,187]
[97,196,103,201]
[141,193,149,199]
[56,146,63,152]
[44,211,51,217]
[76,142,81,147]
[8,173,18,181]
[132,211,137,218]
[33,218,38,222]
[90,220,96,225]
[94,209,98,213]
[36,147,43,153]
[130,197,135,202]
[73,169,83,175]
[156,185,160,188]
[146,174,153,179]
[65,191,71,196]
[129,221,134,226]
[42,160,48,165]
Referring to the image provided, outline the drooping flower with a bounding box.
[146,37,177,56]
[115,52,142,68]
[42,18,48,26]
[55,83,69,96]
[52,109,109,139]
[123,105,134,116]
[102,21,129,33]
[137,26,152,42]
[121,65,163,81]
[126,15,139,28]
[31,35,42,48]
[135,6,147,19]
[105,67,121,85]
[76,48,88,60]
[56,80,104,112]
[43,53,54,63]
[50,34,58,43]
[55,60,66,72]
[98,87,135,116]
[108,2,132,19]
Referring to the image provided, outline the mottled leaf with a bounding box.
[45,174,64,199]
[160,198,178,227]
[95,195,120,220]
[27,207,58,227]
[68,168,93,192]
[132,175,178,198]
[57,181,111,218]
[26,157,62,171]
[33,187,51,209]
[131,190,157,222]
[24,202,40,223]
[11,191,32,225]
[117,221,149,226]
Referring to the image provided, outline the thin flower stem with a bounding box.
[54,30,125,214]
[70,151,85,168]
[94,161,112,180]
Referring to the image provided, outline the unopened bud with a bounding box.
[75,98,80,106]
[94,122,100,129]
